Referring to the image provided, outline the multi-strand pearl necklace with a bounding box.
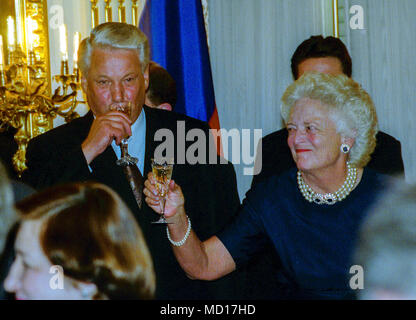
[297,162,358,205]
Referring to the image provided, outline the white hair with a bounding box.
[78,22,150,76]
[281,73,378,167]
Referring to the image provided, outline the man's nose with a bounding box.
[111,83,124,102]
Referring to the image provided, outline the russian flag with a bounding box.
[139,0,222,153]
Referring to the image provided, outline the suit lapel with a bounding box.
[74,111,94,143]
[143,106,159,178]
[143,106,181,181]
[90,145,121,181]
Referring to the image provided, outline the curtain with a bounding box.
[208,0,328,198]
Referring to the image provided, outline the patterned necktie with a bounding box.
[120,144,143,209]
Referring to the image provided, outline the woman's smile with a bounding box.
[295,149,312,153]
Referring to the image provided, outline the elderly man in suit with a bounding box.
[22,22,242,299]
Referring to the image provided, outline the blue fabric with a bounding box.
[218,167,391,299]
[139,0,216,122]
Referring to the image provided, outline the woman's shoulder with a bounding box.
[244,168,298,206]
[251,167,297,190]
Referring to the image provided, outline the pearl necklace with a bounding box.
[297,162,358,205]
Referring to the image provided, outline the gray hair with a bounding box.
[78,22,150,76]
[0,162,16,254]
[281,73,378,168]
[355,182,416,299]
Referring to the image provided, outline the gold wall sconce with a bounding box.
[0,0,83,177]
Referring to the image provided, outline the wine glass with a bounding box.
[151,158,174,224]
[110,102,138,166]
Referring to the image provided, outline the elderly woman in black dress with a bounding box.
[144,73,392,299]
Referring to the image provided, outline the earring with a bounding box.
[341,144,350,154]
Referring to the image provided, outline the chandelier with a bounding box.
[0,0,83,177]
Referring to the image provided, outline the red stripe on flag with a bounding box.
[208,106,223,156]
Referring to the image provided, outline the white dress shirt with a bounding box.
[111,109,146,175]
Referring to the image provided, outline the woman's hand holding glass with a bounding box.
[144,172,235,280]
[144,172,185,224]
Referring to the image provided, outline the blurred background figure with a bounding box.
[0,161,34,300]
[355,183,416,300]
[0,162,17,254]
[145,61,177,111]
[4,182,155,300]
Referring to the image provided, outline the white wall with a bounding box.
[208,0,333,199]
[342,0,416,187]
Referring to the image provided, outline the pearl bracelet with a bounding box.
[166,216,191,247]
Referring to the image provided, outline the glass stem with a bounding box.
[160,197,166,219]
[120,139,128,157]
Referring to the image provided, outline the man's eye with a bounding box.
[97,80,109,85]
[125,77,136,83]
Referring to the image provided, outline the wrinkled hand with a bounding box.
[144,172,185,220]
[81,111,132,164]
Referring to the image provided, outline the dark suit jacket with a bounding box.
[22,106,243,299]
[244,127,404,299]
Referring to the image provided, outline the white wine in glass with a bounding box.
[151,158,174,224]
